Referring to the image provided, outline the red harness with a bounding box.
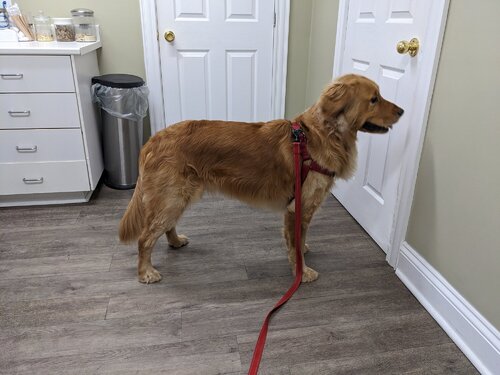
[247,121,335,375]
[291,121,336,183]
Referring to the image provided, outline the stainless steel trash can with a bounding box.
[91,74,149,189]
[101,110,143,189]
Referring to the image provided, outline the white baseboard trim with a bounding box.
[396,242,500,375]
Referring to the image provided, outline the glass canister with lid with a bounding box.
[53,18,75,42]
[71,8,97,42]
[34,11,54,42]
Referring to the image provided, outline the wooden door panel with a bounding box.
[226,0,257,20]
[226,50,257,121]
[363,131,391,204]
[174,0,208,20]
[386,0,416,23]
[178,50,211,120]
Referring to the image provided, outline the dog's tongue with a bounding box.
[362,122,389,133]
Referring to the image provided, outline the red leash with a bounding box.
[247,133,304,375]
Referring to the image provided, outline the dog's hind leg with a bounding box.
[138,225,166,284]
[137,185,197,283]
[303,243,311,254]
[166,227,189,248]
[138,201,189,283]
[164,182,203,249]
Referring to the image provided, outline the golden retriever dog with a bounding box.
[119,74,404,284]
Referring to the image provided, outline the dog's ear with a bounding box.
[318,82,353,119]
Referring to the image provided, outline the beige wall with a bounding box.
[284,0,312,119]
[304,0,338,109]
[406,0,500,329]
[20,0,146,79]
[285,0,338,119]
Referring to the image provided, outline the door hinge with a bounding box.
[274,11,276,27]
[156,31,159,41]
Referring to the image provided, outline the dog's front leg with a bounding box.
[283,208,319,283]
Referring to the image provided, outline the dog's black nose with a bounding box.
[397,107,405,116]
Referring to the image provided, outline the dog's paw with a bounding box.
[138,267,162,284]
[169,234,189,249]
[301,267,319,283]
[303,243,310,254]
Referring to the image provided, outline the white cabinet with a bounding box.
[0,129,86,162]
[0,93,81,129]
[0,161,90,195]
[0,55,75,93]
[0,41,104,206]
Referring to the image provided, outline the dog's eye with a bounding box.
[370,96,378,104]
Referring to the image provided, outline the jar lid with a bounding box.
[52,18,73,24]
[34,11,50,22]
[71,8,94,17]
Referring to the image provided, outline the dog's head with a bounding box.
[317,74,404,134]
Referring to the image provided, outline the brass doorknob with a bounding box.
[164,31,175,43]
[396,38,419,57]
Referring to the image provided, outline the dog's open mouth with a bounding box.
[361,122,390,134]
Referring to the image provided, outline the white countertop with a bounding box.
[0,40,101,55]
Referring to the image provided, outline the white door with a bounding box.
[333,0,447,254]
[157,0,275,125]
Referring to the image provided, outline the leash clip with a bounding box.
[291,128,304,143]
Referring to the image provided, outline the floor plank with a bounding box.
[1,337,241,375]
[0,254,112,280]
[0,223,120,260]
[0,295,109,328]
[0,312,181,361]
[289,343,476,375]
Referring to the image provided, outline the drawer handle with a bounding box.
[1,73,23,80]
[8,110,31,117]
[23,177,44,184]
[16,145,38,153]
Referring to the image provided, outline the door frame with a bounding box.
[332,0,450,267]
[139,0,290,134]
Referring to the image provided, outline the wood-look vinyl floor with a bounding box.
[0,184,477,374]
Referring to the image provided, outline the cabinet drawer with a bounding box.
[0,93,80,129]
[0,161,90,195]
[0,129,86,162]
[0,55,75,93]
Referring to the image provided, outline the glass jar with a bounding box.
[34,11,54,42]
[71,8,97,42]
[53,18,75,42]
[0,8,9,29]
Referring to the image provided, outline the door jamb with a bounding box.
[139,0,290,134]
[332,0,450,268]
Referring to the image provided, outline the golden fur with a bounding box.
[119,74,404,283]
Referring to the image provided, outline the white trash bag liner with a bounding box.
[92,83,149,122]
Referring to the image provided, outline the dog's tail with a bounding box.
[119,179,145,243]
